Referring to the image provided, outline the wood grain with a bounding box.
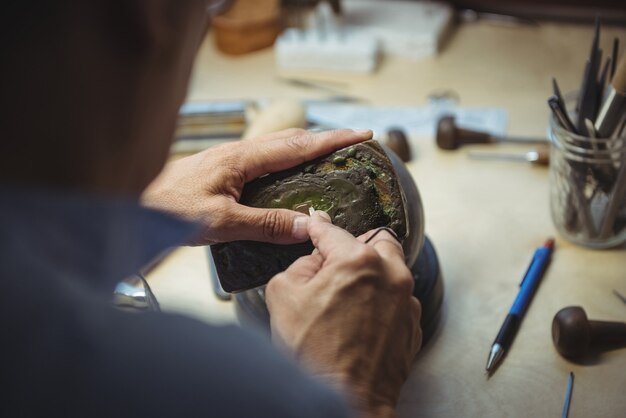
[148,20,626,418]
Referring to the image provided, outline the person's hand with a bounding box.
[141,128,372,245]
[265,211,422,418]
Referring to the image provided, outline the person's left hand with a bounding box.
[142,128,373,245]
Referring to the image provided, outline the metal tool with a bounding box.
[610,37,619,80]
[561,372,574,418]
[576,17,602,136]
[548,96,577,133]
[552,306,626,359]
[551,80,577,133]
[208,248,231,301]
[595,55,626,138]
[467,149,549,166]
[436,115,546,150]
[614,289,626,305]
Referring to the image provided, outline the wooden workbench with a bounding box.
[147,20,626,418]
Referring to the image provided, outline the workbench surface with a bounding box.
[147,20,626,418]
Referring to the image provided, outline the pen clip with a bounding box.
[519,254,537,287]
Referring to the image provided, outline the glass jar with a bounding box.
[549,116,626,248]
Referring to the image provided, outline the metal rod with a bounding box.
[561,372,574,418]
[613,289,626,305]
[467,150,549,166]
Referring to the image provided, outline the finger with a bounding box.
[409,298,423,355]
[248,128,309,143]
[307,210,364,260]
[265,253,323,316]
[210,203,312,244]
[241,129,373,182]
[281,253,324,283]
[357,228,405,263]
[357,227,400,244]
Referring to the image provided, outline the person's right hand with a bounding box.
[265,211,422,418]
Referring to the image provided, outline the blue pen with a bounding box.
[486,238,555,375]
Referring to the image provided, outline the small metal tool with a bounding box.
[610,37,619,81]
[576,17,601,135]
[548,96,577,133]
[436,115,547,150]
[467,149,549,166]
[561,372,574,418]
[595,54,626,138]
[551,80,576,133]
[613,289,626,305]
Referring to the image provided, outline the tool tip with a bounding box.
[544,238,555,250]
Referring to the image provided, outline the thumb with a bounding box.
[221,205,311,244]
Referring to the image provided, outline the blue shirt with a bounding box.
[0,189,348,418]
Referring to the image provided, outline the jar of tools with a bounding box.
[548,115,626,248]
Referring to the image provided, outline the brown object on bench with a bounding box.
[212,0,282,55]
[552,306,626,359]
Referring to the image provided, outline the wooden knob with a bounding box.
[436,115,493,150]
[385,128,411,162]
[552,306,626,359]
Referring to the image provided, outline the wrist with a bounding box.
[313,373,397,418]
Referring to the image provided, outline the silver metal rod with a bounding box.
[495,135,548,145]
[467,150,549,165]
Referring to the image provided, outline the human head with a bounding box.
[0,0,210,196]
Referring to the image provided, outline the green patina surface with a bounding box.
[211,140,408,293]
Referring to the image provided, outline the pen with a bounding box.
[485,238,555,374]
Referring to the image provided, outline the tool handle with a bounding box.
[530,149,550,165]
[589,320,626,345]
[385,128,411,162]
[242,99,307,140]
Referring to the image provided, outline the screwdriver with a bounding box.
[436,115,547,150]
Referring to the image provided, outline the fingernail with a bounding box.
[316,211,332,222]
[354,129,372,135]
[292,216,310,240]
